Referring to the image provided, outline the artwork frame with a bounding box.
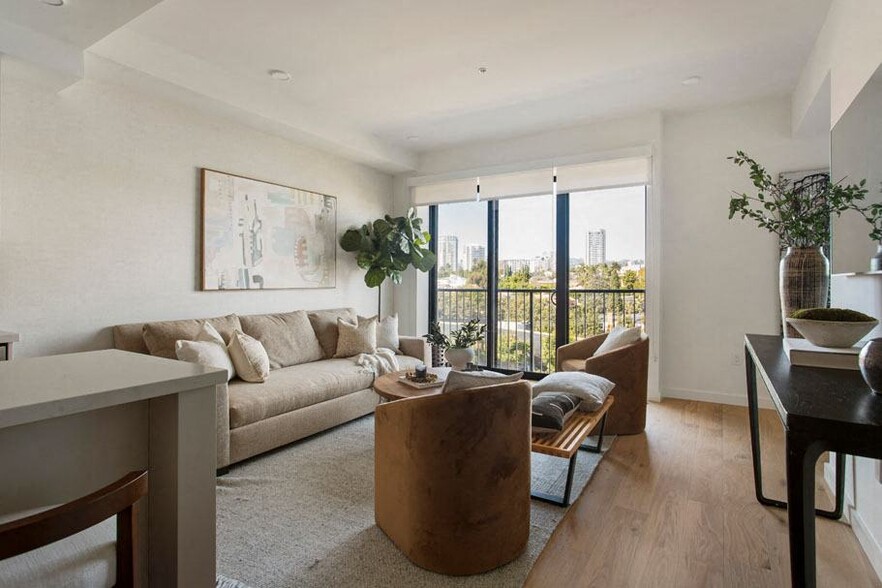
[200,168,337,291]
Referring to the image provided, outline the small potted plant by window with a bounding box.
[426,320,487,371]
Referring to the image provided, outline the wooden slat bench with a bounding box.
[530,395,614,506]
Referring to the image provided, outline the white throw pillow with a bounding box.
[335,316,378,357]
[594,326,643,356]
[174,322,236,381]
[359,313,401,353]
[531,371,615,412]
[441,370,524,393]
[227,330,270,383]
[175,340,236,382]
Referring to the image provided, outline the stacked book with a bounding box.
[783,338,865,370]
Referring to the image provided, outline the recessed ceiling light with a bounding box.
[477,66,488,74]
[40,0,65,6]
[682,75,702,86]
[406,135,420,142]
[268,69,292,82]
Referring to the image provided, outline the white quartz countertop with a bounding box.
[0,349,226,429]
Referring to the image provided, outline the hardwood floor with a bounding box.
[525,399,881,587]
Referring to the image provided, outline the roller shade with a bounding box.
[556,157,649,194]
[412,177,477,206]
[481,168,552,200]
[410,155,650,206]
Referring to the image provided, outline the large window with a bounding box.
[424,160,649,374]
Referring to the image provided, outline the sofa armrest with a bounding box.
[556,333,608,371]
[215,383,231,470]
[399,335,431,365]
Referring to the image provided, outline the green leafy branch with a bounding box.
[727,151,868,247]
[425,319,487,350]
[339,208,436,288]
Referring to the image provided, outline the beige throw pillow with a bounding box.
[358,313,400,353]
[334,316,378,358]
[239,310,323,369]
[594,326,643,356]
[307,308,357,358]
[227,330,270,383]
[441,370,524,393]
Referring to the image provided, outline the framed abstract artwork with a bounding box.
[201,169,337,290]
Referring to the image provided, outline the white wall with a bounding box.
[793,0,882,132]
[0,57,393,358]
[661,97,827,404]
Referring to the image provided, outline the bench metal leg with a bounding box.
[531,413,608,507]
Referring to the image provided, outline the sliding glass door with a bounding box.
[430,186,646,374]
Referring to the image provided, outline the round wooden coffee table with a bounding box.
[373,368,451,401]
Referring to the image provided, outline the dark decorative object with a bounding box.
[728,152,868,336]
[859,338,882,394]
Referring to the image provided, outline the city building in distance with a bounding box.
[463,244,486,271]
[438,235,459,272]
[586,229,606,265]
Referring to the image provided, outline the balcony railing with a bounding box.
[436,288,646,373]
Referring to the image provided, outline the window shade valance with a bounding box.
[410,156,650,206]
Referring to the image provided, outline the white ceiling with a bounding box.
[3,0,832,171]
[0,0,160,48]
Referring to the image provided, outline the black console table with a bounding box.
[744,334,882,588]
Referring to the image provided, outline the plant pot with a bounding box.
[780,247,829,338]
[859,339,882,394]
[444,347,475,371]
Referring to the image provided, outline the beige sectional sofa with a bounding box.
[112,307,430,470]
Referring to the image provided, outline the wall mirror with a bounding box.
[831,63,882,274]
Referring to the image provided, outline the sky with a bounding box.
[436,186,646,263]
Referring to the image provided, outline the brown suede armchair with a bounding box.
[556,333,649,434]
[374,381,532,576]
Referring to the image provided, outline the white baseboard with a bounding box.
[662,387,774,409]
[852,508,882,583]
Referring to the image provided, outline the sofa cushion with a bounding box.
[142,314,241,359]
[228,359,374,429]
[308,308,357,358]
[239,310,324,369]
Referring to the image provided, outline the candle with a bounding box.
[415,363,427,379]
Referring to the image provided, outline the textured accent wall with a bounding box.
[0,57,393,358]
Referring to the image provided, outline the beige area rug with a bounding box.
[216,415,613,588]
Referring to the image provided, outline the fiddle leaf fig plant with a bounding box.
[339,208,436,289]
[727,151,869,247]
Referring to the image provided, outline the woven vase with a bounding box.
[780,246,829,337]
